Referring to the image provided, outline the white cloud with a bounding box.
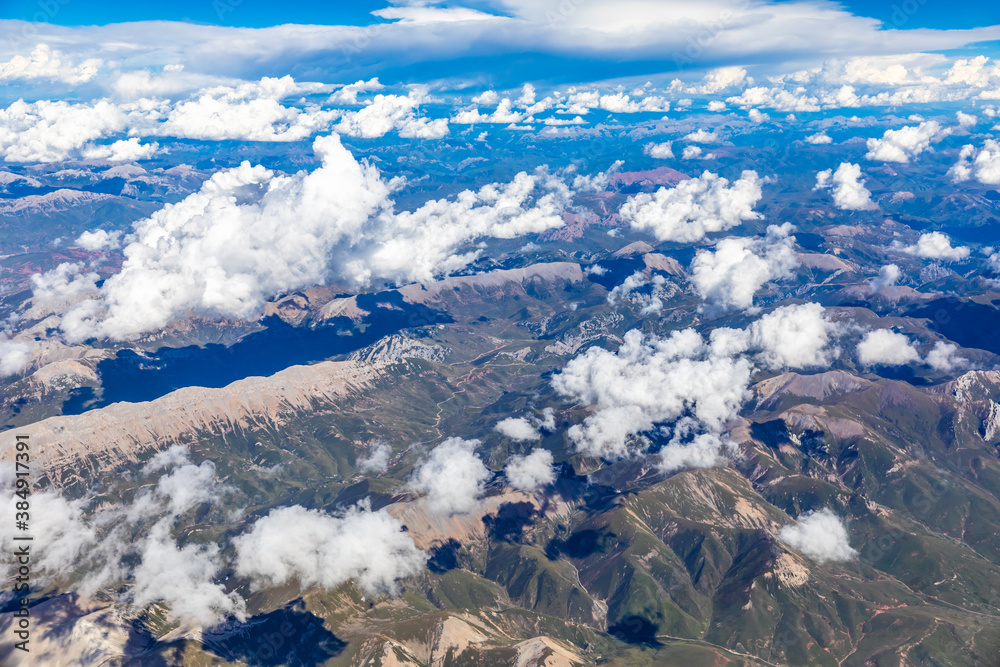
[779,508,856,564]
[29,262,100,317]
[551,328,752,459]
[659,432,737,473]
[0,99,128,163]
[598,92,669,113]
[233,502,425,595]
[472,90,500,105]
[682,145,703,160]
[956,111,977,129]
[131,520,241,628]
[0,337,31,376]
[804,132,832,144]
[76,229,122,251]
[857,329,920,366]
[707,101,727,112]
[0,44,101,84]
[407,437,491,515]
[949,140,1000,185]
[925,341,969,373]
[452,98,523,124]
[864,120,950,163]
[746,302,839,369]
[495,417,542,441]
[357,442,392,474]
[689,224,799,313]
[815,162,874,211]
[618,170,763,243]
[329,77,384,104]
[684,67,747,94]
[643,142,674,159]
[1,446,244,626]
[870,264,901,290]
[504,449,556,491]
[727,87,821,112]
[944,56,1000,88]
[684,129,720,144]
[748,108,769,124]
[56,135,570,340]
[147,76,337,141]
[80,137,159,162]
[335,91,448,139]
[897,232,970,261]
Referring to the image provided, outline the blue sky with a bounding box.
[3,0,998,31]
[2,0,999,91]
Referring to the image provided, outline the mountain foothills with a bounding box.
[3,37,1000,667]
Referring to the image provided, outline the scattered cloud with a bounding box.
[690,224,799,313]
[357,442,392,474]
[233,502,424,595]
[925,341,969,373]
[407,437,491,515]
[857,329,920,366]
[949,140,1000,185]
[896,231,970,261]
[779,508,857,564]
[815,162,875,211]
[618,170,762,243]
[504,449,556,491]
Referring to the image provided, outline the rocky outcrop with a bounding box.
[0,352,427,483]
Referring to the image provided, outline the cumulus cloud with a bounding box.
[618,170,763,243]
[1,446,244,626]
[55,134,570,340]
[689,224,799,313]
[407,437,492,515]
[869,264,901,290]
[357,442,392,474]
[677,66,747,94]
[682,145,704,160]
[0,99,128,162]
[452,98,524,124]
[335,91,448,139]
[551,328,752,459]
[29,262,100,318]
[814,162,874,211]
[597,92,669,113]
[925,341,969,373]
[864,120,950,163]
[76,229,122,251]
[606,270,669,315]
[0,44,101,84]
[495,417,542,441]
[660,432,737,473]
[857,329,920,366]
[504,449,556,491]
[233,502,425,595]
[80,138,160,162]
[147,76,338,141]
[804,132,832,144]
[329,77,385,104]
[779,508,857,564]
[684,129,720,144]
[0,337,31,376]
[131,521,240,627]
[727,87,820,112]
[644,142,674,159]
[949,140,1000,185]
[745,302,839,369]
[896,232,970,261]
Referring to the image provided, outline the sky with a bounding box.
[1,0,998,31]
[0,0,998,92]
